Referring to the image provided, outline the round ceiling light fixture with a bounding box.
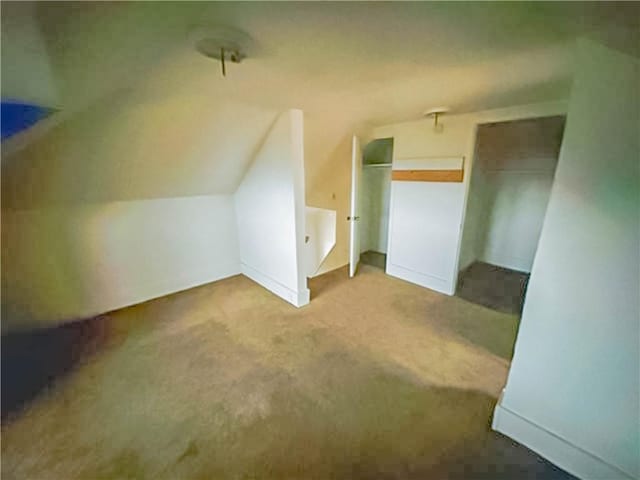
[423,107,450,133]
[191,26,253,77]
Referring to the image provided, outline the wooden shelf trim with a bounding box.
[391,169,464,183]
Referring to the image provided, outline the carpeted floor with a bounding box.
[360,250,387,270]
[1,265,574,479]
[456,262,530,315]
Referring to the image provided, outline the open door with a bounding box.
[348,135,362,277]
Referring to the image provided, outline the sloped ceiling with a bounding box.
[0,2,57,107]
[17,1,640,116]
[2,1,638,207]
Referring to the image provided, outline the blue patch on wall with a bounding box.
[1,100,54,140]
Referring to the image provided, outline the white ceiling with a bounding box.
[1,2,638,206]
[4,1,639,122]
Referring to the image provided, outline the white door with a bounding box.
[385,157,465,295]
[349,135,362,277]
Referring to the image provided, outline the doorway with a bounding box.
[458,116,566,314]
[359,137,393,270]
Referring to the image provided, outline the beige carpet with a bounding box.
[360,250,387,270]
[1,265,573,479]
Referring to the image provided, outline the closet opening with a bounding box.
[360,137,393,270]
[457,116,566,315]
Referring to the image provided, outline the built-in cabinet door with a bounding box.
[348,135,362,277]
[386,157,465,295]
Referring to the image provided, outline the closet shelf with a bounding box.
[391,169,464,182]
[391,156,465,183]
[363,163,392,168]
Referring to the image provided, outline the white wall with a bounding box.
[388,157,467,295]
[361,166,392,254]
[372,115,479,293]
[305,133,353,276]
[304,206,336,276]
[460,144,488,271]
[457,101,569,272]
[363,138,394,165]
[1,53,285,332]
[1,92,280,208]
[1,196,240,332]
[370,101,568,287]
[471,117,564,272]
[493,40,639,480]
[1,107,312,330]
[480,173,554,272]
[0,2,58,107]
[235,109,310,307]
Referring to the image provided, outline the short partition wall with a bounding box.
[235,109,310,308]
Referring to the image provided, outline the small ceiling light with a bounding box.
[424,107,450,133]
[191,26,252,77]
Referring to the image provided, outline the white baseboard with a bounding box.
[45,264,243,328]
[241,263,310,308]
[493,399,635,480]
[385,262,455,295]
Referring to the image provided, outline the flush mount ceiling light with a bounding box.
[191,26,253,77]
[424,107,450,133]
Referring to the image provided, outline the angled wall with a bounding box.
[235,109,310,307]
[1,86,280,332]
[2,97,312,331]
[493,40,639,480]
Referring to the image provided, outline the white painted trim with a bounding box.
[348,134,362,278]
[241,262,310,308]
[493,401,635,480]
[386,262,454,295]
[141,265,242,300]
[289,109,311,302]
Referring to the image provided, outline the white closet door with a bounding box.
[348,135,362,277]
[385,157,465,295]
